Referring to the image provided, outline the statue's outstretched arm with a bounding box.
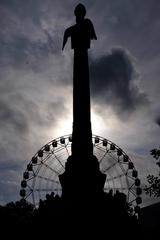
[62,28,71,50]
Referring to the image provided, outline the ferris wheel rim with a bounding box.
[20,133,142,210]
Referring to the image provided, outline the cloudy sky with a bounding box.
[0,0,160,206]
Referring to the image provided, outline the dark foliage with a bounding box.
[0,191,141,238]
[145,175,160,197]
[145,147,160,197]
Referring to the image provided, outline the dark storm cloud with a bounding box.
[0,0,65,69]
[88,0,160,61]
[0,100,28,134]
[90,48,149,116]
[1,0,160,64]
[1,34,56,61]
[0,91,68,204]
[0,27,60,71]
[0,0,159,206]
[155,116,160,127]
[0,94,67,134]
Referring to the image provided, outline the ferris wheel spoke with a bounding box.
[53,145,67,154]
[102,162,117,173]
[106,173,126,182]
[108,152,121,163]
[117,161,128,176]
[99,150,109,163]
[106,171,115,190]
[43,152,57,164]
[94,145,107,153]
[35,188,61,192]
[129,189,137,197]
[104,187,128,191]
[25,190,33,199]
[20,134,141,210]
[94,142,104,148]
[37,175,59,184]
[128,183,136,191]
[64,142,71,157]
[127,175,135,181]
[26,184,33,191]
[42,162,60,175]
[65,147,70,157]
[52,153,65,170]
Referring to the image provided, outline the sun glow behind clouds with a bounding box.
[91,110,106,135]
[58,114,73,136]
[54,109,106,138]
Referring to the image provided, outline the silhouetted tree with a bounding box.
[0,189,141,238]
[145,147,160,197]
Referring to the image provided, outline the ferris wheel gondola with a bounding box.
[20,134,142,213]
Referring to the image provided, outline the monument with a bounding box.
[18,7,142,236]
[59,3,106,201]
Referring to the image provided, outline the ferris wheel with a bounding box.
[20,134,142,212]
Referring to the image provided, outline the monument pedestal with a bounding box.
[59,155,106,201]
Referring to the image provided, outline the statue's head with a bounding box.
[74,3,86,22]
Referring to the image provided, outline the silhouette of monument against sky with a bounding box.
[59,4,106,200]
[0,4,144,239]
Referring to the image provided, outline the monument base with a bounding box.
[59,154,106,202]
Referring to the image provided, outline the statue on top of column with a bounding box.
[62,3,97,50]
